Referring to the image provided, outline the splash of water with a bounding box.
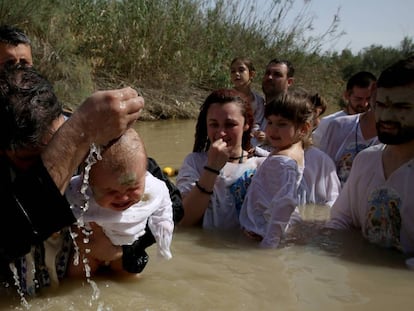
[87,279,101,304]
[70,143,101,269]
[7,143,107,309]
[69,143,104,304]
[9,262,31,309]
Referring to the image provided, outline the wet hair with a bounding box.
[230,57,256,72]
[92,128,147,177]
[267,58,295,78]
[193,88,254,152]
[264,90,314,148]
[377,56,414,88]
[0,24,31,46]
[0,65,62,151]
[346,71,377,92]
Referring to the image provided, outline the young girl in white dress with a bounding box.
[239,91,313,248]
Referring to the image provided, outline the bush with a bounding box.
[1,0,411,119]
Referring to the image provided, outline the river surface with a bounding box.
[136,119,197,172]
[1,120,413,311]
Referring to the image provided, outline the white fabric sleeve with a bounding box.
[240,156,299,248]
[148,181,174,260]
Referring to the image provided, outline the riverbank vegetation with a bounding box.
[2,0,413,120]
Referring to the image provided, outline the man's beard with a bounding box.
[262,84,283,101]
[376,121,414,145]
[350,103,369,114]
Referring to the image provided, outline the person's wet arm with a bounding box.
[0,88,143,262]
[42,87,143,193]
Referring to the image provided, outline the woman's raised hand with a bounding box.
[206,138,230,170]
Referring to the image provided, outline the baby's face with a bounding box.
[90,160,146,212]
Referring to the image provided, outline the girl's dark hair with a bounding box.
[230,57,256,72]
[193,88,253,152]
[264,90,314,148]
